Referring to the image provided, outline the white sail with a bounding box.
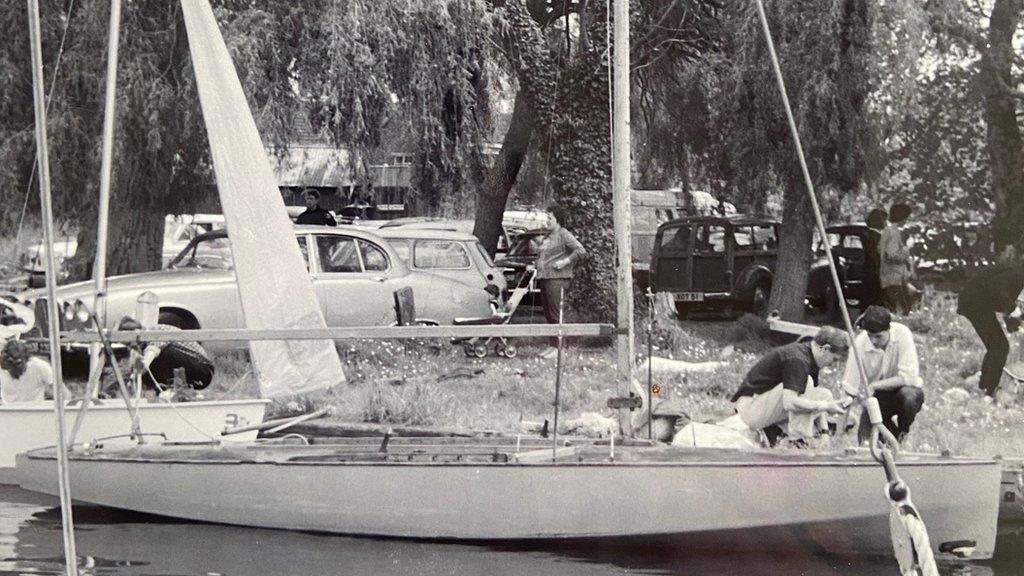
[179,0,346,397]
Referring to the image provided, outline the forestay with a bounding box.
[179,0,346,397]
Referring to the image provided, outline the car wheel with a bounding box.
[750,283,771,317]
[158,311,189,329]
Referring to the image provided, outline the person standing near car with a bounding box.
[536,203,586,359]
[879,203,913,314]
[863,208,887,309]
[295,188,337,226]
[957,242,1024,398]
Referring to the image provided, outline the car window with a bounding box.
[414,240,471,269]
[733,227,753,250]
[474,241,496,267]
[509,234,543,257]
[696,225,725,254]
[317,236,361,273]
[752,225,777,251]
[171,235,234,270]
[358,240,389,272]
[659,226,690,250]
[297,236,310,271]
[842,235,863,250]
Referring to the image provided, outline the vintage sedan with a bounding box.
[30,226,493,351]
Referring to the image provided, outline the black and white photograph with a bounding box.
[1,0,1023,574]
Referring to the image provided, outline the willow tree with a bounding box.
[727,0,874,320]
[499,0,721,320]
[0,1,499,279]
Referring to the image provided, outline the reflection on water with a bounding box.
[1,485,1022,576]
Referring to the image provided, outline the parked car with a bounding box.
[379,217,514,260]
[376,228,507,293]
[20,226,493,352]
[650,215,867,317]
[20,214,227,286]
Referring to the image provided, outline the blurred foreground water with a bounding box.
[2,485,1021,575]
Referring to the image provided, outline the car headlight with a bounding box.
[62,301,74,321]
[74,299,91,324]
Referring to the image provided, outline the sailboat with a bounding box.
[15,0,1002,566]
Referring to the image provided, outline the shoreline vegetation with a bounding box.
[4,230,1023,459]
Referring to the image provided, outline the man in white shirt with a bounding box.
[0,339,67,403]
[842,306,924,442]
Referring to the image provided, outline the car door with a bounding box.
[652,223,692,292]
[311,234,396,326]
[691,223,730,293]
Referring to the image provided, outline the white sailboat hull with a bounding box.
[15,441,1000,560]
[0,399,268,484]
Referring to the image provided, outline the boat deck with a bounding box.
[30,437,999,469]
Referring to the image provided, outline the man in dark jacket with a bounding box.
[958,253,1024,397]
[295,189,337,226]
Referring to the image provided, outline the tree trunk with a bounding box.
[980,0,1024,249]
[768,188,815,320]
[473,92,534,255]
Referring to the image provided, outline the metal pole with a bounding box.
[647,288,654,440]
[552,287,565,461]
[73,0,123,445]
[611,0,634,436]
[27,1,79,573]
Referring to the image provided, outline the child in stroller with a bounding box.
[453,266,538,358]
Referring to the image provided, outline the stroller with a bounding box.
[453,266,538,358]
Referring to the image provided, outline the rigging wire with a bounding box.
[14,0,77,260]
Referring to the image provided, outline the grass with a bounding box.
[197,292,1024,460]
[6,225,1022,459]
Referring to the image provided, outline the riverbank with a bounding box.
[172,290,1024,460]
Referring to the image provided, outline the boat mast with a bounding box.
[26,1,79,573]
[73,0,124,444]
[92,0,122,342]
[611,0,634,434]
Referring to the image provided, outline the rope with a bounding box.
[886,482,938,576]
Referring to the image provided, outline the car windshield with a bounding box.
[169,235,235,270]
[169,234,309,271]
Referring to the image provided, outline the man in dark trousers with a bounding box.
[295,188,337,226]
[958,246,1024,398]
[841,305,924,442]
[731,326,850,445]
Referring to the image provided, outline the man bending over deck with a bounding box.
[730,326,850,446]
[842,306,924,443]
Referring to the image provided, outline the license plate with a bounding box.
[677,292,704,302]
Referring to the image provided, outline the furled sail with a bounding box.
[180,0,346,397]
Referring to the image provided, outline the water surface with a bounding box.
[2,485,1021,575]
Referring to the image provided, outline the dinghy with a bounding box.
[0,399,267,484]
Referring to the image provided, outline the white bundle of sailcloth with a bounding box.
[180,0,346,397]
